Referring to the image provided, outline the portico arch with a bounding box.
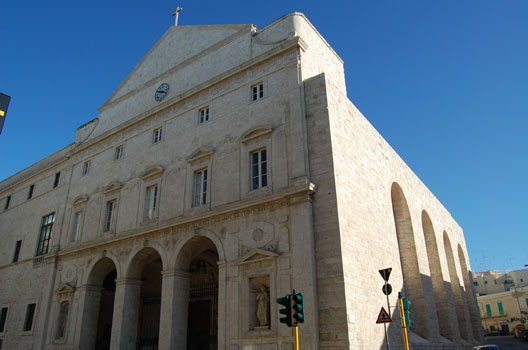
[162,234,221,350]
[118,247,164,349]
[79,257,118,350]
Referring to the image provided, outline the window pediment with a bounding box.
[240,125,273,144]
[239,248,278,265]
[104,182,122,195]
[141,165,164,182]
[72,195,89,207]
[56,283,76,295]
[186,147,214,164]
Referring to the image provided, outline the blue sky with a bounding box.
[1,1,527,272]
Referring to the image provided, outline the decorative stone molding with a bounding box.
[239,248,279,265]
[140,165,164,182]
[103,181,123,195]
[240,125,273,144]
[56,283,76,295]
[186,147,214,164]
[72,195,89,207]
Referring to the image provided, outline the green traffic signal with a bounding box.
[276,295,292,327]
[292,290,304,324]
[402,297,411,327]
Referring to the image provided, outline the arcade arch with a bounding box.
[421,211,457,340]
[443,232,470,340]
[80,257,118,350]
[391,182,429,338]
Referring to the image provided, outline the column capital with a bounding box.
[161,269,190,278]
[115,278,143,286]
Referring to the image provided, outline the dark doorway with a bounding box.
[187,300,212,350]
[95,269,116,350]
[187,256,218,350]
[138,258,162,350]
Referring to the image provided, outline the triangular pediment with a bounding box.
[56,283,76,295]
[186,147,214,164]
[104,181,123,195]
[239,248,279,265]
[240,125,273,144]
[141,165,164,181]
[100,24,250,110]
[72,195,89,206]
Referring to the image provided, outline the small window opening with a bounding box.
[53,172,61,188]
[13,240,22,263]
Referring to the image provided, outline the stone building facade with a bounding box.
[0,12,482,350]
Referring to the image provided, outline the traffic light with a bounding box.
[292,290,304,324]
[402,297,411,327]
[276,295,292,327]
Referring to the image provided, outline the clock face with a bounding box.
[155,83,170,101]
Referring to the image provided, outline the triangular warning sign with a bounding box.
[376,307,392,323]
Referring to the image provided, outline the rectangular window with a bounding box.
[114,146,123,161]
[71,212,82,242]
[28,184,34,199]
[82,161,91,175]
[4,196,10,210]
[12,240,22,263]
[0,307,7,332]
[251,149,268,190]
[473,281,478,286]
[153,128,163,144]
[36,213,55,256]
[23,304,36,331]
[145,185,158,220]
[498,302,504,316]
[199,107,210,123]
[251,83,264,101]
[53,172,61,188]
[485,303,492,317]
[193,169,208,207]
[104,200,115,232]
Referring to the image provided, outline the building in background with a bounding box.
[0,12,481,350]
[475,269,528,336]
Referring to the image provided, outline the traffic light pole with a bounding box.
[398,294,410,350]
[294,324,299,350]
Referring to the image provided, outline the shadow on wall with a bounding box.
[382,275,479,350]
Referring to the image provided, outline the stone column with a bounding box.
[110,278,142,350]
[76,284,103,350]
[158,270,190,349]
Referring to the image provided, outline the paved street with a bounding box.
[482,336,528,349]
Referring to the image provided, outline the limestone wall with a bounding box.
[305,72,481,349]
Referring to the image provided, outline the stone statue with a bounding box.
[256,285,270,327]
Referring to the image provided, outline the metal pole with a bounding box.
[383,322,390,350]
[384,280,391,350]
[398,293,410,350]
[384,280,392,318]
[294,324,299,350]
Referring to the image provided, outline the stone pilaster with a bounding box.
[110,278,143,350]
[76,284,104,350]
[158,270,190,349]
